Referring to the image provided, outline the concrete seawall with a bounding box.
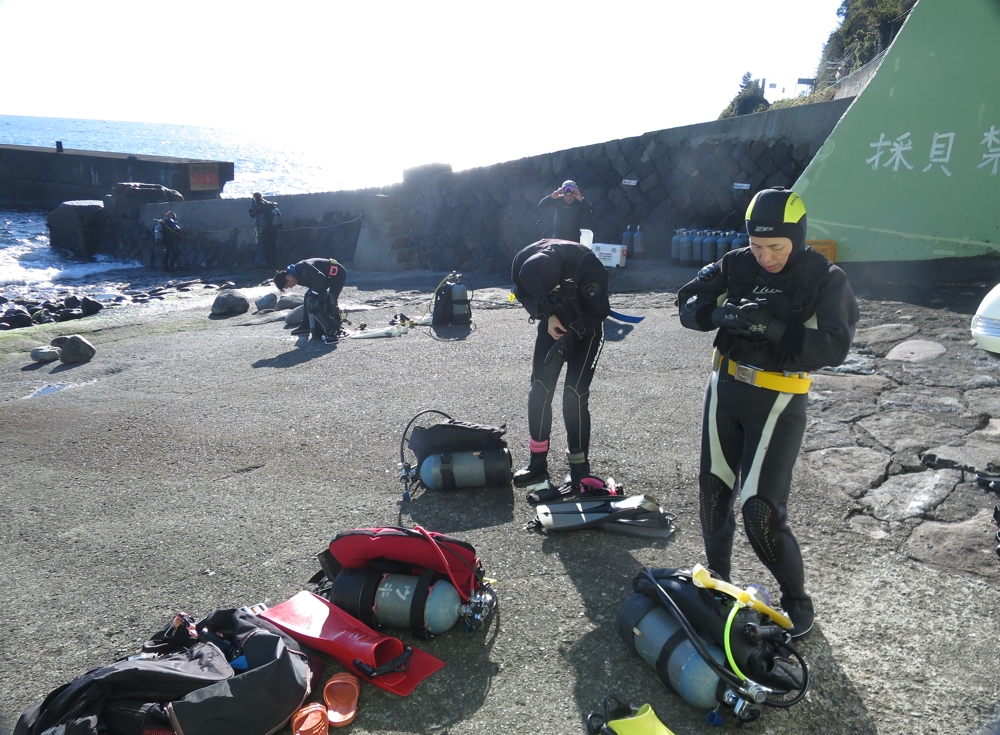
[50,99,853,272]
[0,144,234,208]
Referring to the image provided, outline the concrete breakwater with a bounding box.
[50,99,851,273]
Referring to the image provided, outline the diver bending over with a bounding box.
[677,187,859,637]
[511,239,610,503]
[275,258,347,344]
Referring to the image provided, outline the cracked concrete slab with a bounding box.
[925,481,999,523]
[923,440,1000,474]
[905,509,1000,579]
[856,410,970,453]
[860,469,962,521]
[802,446,890,498]
[853,323,920,352]
[885,340,947,362]
[803,417,858,451]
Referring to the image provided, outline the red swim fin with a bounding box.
[261,591,444,697]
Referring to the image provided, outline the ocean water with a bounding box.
[0,114,348,303]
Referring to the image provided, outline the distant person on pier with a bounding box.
[249,192,281,266]
[154,210,185,271]
[274,257,347,344]
[538,180,593,243]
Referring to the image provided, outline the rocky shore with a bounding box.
[1,263,998,735]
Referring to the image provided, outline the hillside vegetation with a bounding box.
[721,0,917,117]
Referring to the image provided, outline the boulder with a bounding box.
[255,292,278,312]
[80,296,104,317]
[285,304,305,325]
[46,201,104,254]
[56,308,84,322]
[860,469,962,521]
[1,311,33,329]
[58,335,97,363]
[30,346,61,363]
[50,336,71,348]
[276,292,304,310]
[211,290,251,315]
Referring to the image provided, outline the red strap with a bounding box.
[413,525,470,602]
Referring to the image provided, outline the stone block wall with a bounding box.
[73,99,852,274]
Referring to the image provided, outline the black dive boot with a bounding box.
[514,452,549,488]
[529,454,591,505]
[780,595,814,639]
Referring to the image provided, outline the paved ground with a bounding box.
[1,262,999,735]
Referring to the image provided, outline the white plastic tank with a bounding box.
[579,229,594,247]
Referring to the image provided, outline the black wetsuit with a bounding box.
[538,196,593,243]
[250,198,279,265]
[160,217,184,271]
[512,239,610,468]
[677,246,859,602]
[288,258,347,339]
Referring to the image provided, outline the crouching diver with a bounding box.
[275,258,347,344]
[677,188,859,638]
[511,239,610,503]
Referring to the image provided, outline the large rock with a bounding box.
[285,304,305,325]
[802,446,890,498]
[276,292,304,310]
[46,201,104,255]
[905,509,999,578]
[255,292,278,312]
[58,335,96,363]
[860,469,962,521]
[211,290,251,315]
[80,296,104,317]
[856,410,969,453]
[30,346,61,363]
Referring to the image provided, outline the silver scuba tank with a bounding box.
[419,449,511,490]
[330,569,462,635]
[270,206,281,228]
[154,221,164,246]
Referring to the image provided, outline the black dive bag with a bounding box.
[15,608,312,735]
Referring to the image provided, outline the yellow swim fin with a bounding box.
[607,704,675,735]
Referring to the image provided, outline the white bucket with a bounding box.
[579,229,594,247]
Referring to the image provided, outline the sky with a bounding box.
[0,0,844,183]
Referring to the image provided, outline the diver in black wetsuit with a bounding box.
[677,187,859,638]
[510,239,610,504]
[275,258,347,344]
[538,180,593,243]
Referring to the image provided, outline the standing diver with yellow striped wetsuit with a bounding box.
[511,239,610,504]
[677,188,859,638]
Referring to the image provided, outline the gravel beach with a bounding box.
[1,262,998,735]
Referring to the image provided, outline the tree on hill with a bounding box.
[815,0,917,88]
[718,72,770,119]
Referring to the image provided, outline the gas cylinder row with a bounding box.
[670,229,749,268]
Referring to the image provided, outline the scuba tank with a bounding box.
[716,231,735,261]
[419,449,512,490]
[432,272,471,326]
[670,229,683,266]
[621,225,633,255]
[678,231,694,268]
[330,569,463,636]
[270,206,281,228]
[617,565,809,725]
[153,220,164,246]
[632,225,644,259]
[701,232,718,266]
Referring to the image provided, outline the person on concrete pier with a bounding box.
[538,180,593,243]
[275,258,347,344]
[676,187,859,638]
[154,210,185,271]
[510,238,610,504]
[249,192,280,266]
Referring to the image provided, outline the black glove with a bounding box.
[541,335,572,377]
[710,302,754,337]
[732,299,788,343]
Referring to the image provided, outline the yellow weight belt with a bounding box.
[712,350,811,395]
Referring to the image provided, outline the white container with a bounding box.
[579,229,594,247]
[591,242,627,268]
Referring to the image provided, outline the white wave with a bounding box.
[0,251,142,288]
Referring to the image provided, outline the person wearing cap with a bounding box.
[510,238,610,503]
[538,180,594,243]
[274,258,347,344]
[156,210,184,271]
[676,187,859,638]
[249,192,281,266]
